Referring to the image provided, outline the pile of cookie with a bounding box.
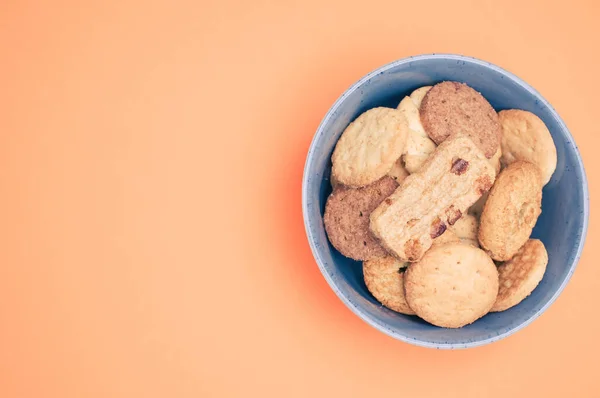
[324,81,557,328]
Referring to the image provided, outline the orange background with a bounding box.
[0,0,598,397]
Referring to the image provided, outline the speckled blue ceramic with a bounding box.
[302,54,588,349]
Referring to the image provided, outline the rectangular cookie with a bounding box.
[369,134,496,262]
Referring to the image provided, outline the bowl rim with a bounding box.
[301,53,590,349]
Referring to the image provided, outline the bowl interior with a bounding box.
[303,55,588,348]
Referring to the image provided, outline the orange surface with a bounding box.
[0,1,598,397]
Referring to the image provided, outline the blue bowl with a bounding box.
[302,54,589,349]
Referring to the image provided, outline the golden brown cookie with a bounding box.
[363,256,414,315]
[370,134,496,262]
[420,81,501,158]
[387,158,409,183]
[478,161,543,261]
[491,239,548,312]
[404,243,499,328]
[499,109,557,185]
[332,107,408,187]
[324,176,398,261]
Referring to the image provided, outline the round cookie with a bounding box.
[404,243,499,328]
[491,239,548,312]
[332,107,409,187]
[450,213,479,241]
[420,81,501,158]
[324,176,399,261]
[363,256,414,315]
[499,109,557,185]
[478,161,543,261]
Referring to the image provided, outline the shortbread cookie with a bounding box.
[460,239,480,248]
[404,243,499,328]
[387,158,409,183]
[479,161,543,261]
[398,93,437,174]
[451,214,478,241]
[370,134,496,261]
[324,176,399,261]
[499,109,557,185]
[420,81,501,158]
[332,107,409,187]
[491,239,548,312]
[403,154,431,174]
[431,229,460,247]
[409,86,432,108]
[469,191,489,219]
[363,256,414,315]
[489,147,502,175]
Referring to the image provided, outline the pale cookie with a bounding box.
[499,109,557,185]
[404,243,499,328]
[460,239,480,248]
[370,134,495,262]
[387,158,409,183]
[403,153,431,174]
[489,147,502,176]
[451,214,478,241]
[469,191,489,219]
[397,94,437,174]
[491,239,548,312]
[409,86,432,109]
[332,107,409,187]
[363,256,414,315]
[431,229,460,247]
[420,81,501,158]
[324,176,398,261]
[478,161,543,261]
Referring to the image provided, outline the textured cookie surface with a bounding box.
[332,107,408,187]
[499,109,557,185]
[324,177,398,261]
[491,239,548,312]
[420,81,500,158]
[478,161,542,261]
[363,256,414,315]
[404,243,499,328]
[370,134,495,261]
